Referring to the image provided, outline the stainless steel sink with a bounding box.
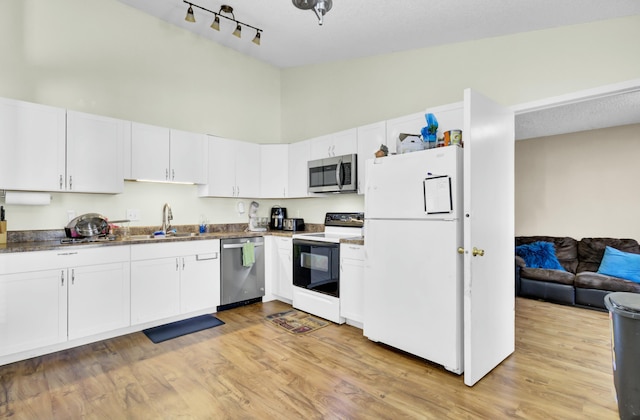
[127,232,200,240]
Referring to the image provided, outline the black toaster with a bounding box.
[282,218,305,231]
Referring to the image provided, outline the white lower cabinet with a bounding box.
[267,236,293,301]
[67,261,130,340]
[0,269,67,357]
[0,245,130,359]
[130,240,220,326]
[340,243,365,327]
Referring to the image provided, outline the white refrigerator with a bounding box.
[363,146,464,374]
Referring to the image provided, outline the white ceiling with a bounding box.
[116,0,640,69]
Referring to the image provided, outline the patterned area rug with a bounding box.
[266,309,329,334]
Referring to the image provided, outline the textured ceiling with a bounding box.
[116,0,640,69]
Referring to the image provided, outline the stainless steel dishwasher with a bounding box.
[219,236,265,310]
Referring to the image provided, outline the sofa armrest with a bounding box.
[515,255,526,268]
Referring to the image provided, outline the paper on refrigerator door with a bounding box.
[424,175,453,214]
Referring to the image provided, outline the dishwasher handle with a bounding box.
[222,243,264,249]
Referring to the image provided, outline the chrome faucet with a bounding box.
[161,203,173,233]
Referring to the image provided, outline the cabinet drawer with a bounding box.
[340,243,364,260]
[0,245,130,275]
[131,239,220,260]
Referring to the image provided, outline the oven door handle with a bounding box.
[293,239,339,247]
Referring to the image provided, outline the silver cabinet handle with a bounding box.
[172,169,175,181]
[72,268,75,285]
[182,257,185,270]
[69,175,73,190]
[176,258,179,271]
[166,168,169,181]
[59,174,63,190]
[61,270,65,286]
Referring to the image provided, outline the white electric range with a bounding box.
[291,212,364,323]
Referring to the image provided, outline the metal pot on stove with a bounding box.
[65,213,110,238]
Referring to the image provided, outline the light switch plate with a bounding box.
[126,209,140,221]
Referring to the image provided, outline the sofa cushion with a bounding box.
[516,241,565,270]
[597,246,640,283]
[520,267,576,285]
[577,238,640,273]
[575,271,640,293]
[515,236,578,273]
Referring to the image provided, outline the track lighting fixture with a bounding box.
[292,0,332,26]
[183,1,262,45]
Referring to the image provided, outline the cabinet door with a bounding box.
[275,237,293,300]
[0,269,67,357]
[356,121,386,194]
[309,134,334,160]
[288,140,310,198]
[260,144,288,198]
[131,257,180,325]
[131,122,171,181]
[66,111,126,193]
[385,112,426,155]
[0,97,66,191]
[235,141,260,198]
[340,244,365,324]
[180,248,220,313]
[68,262,130,340]
[170,129,207,184]
[332,128,358,157]
[198,136,237,197]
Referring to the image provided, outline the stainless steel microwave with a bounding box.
[307,153,357,193]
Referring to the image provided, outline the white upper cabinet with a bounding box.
[385,112,427,155]
[130,123,206,184]
[131,122,170,181]
[66,111,127,193]
[169,129,207,184]
[288,140,311,198]
[0,97,66,192]
[260,144,289,198]
[356,121,386,195]
[198,136,260,198]
[234,140,261,198]
[309,128,357,160]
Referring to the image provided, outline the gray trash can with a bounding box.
[605,292,640,420]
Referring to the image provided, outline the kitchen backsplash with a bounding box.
[3,181,364,231]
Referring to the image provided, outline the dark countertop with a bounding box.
[0,224,336,254]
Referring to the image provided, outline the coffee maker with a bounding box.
[270,206,287,230]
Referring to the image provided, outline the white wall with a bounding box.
[281,15,640,142]
[515,123,640,241]
[0,0,281,142]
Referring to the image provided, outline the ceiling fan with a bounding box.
[292,0,333,26]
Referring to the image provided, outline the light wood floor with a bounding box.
[0,298,618,419]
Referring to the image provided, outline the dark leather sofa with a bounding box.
[515,236,640,310]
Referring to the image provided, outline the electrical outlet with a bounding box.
[126,209,140,221]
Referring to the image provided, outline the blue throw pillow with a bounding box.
[597,246,640,283]
[515,241,565,270]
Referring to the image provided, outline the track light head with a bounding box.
[232,24,242,38]
[185,4,196,22]
[252,31,261,46]
[210,15,220,31]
